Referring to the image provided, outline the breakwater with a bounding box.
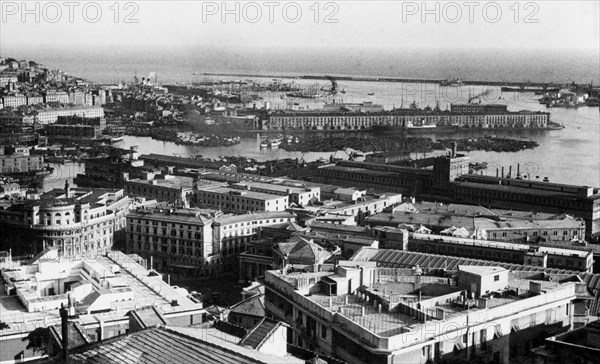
[201,72,567,89]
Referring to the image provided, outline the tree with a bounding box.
[22,327,52,356]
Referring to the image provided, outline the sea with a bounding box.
[4,46,598,189]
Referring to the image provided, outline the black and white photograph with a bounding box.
[0,1,599,363]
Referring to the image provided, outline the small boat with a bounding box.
[260,141,269,149]
[109,135,124,143]
[270,139,281,148]
[340,89,346,94]
[367,92,374,96]
[294,137,299,143]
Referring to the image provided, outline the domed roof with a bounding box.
[276,237,332,265]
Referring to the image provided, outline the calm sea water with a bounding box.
[3,46,599,85]
[17,46,595,189]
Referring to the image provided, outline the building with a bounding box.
[124,173,202,206]
[450,104,509,113]
[366,201,587,243]
[0,250,204,363]
[44,90,70,103]
[0,182,130,257]
[228,293,266,330]
[197,185,289,213]
[408,232,594,272]
[365,151,411,164]
[26,94,44,105]
[0,74,18,87]
[125,207,216,273]
[531,320,600,364]
[231,181,321,206]
[125,208,296,276]
[295,154,469,196]
[0,182,20,198]
[264,260,592,364]
[31,105,105,125]
[74,146,145,188]
[1,94,27,108]
[0,153,44,174]
[454,175,600,236]
[44,123,104,140]
[266,107,549,131]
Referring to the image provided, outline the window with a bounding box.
[494,275,500,281]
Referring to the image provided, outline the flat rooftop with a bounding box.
[126,175,215,190]
[266,265,577,339]
[198,186,287,201]
[1,250,200,336]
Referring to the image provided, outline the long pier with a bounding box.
[201,72,568,89]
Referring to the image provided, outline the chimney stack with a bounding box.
[451,142,457,158]
[501,167,504,178]
[60,304,69,363]
[509,166,512,178]
[64,180,71,198]
[60,294,77,364]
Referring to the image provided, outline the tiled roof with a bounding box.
[49,322,90,351]
[128,306,168,329]
[229,294,265,318]
[68,326,298,364]
[240,318,280,349]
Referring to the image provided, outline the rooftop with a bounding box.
[264,261,584,349]
[126,175,197,190]
[0,250,201,337]
[198,185,288,201]
[65,326,302,364]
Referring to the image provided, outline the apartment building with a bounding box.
[264,261,591,364]
[126,208,295,276]
[0,182,130,257]
[197,185,289,213]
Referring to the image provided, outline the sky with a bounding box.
[1,0,599,53]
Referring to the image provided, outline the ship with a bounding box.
[108,134,124,143]
[440,78,463,87]
[469,162,488,171]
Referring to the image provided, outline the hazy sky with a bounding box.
[1,1,598,52]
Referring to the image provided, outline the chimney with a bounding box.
[60,294,76,364]
[508,166,512,178]
[496,168,499,177]
[517,163,520,176]
[451,142,457,158]
[64,180,71,198]
[60,304,69,363]
[529,281,542,295]
[501,167,504,178]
